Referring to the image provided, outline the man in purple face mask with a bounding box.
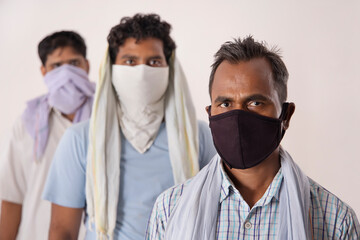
[146,37,360,240]
[0,31,94,239]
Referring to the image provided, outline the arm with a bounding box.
[0,119,30,240]
[0,201,22,240]
[340,207,360,240]
[42,124,88,239]
[146,185,185,240]
[49,204,83,240]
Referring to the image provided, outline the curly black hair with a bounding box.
[107,13,176,63]
[38,31,86,65]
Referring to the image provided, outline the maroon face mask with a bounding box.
[208,103,289,169]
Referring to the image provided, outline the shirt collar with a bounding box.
[52,108,73,125]
[52,107,62,117]
[219,161,233,203]
[219,160,283,207]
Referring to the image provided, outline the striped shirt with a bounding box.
[146,162,360,239]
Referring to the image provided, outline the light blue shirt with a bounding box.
[43,120,216,240]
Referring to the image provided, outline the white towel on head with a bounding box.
[165,148,312,240]
[85,49,199,239]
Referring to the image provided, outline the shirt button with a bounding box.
[244,221,252,229]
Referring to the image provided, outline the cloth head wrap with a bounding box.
[22,64,95,161]
[85,48,199,238]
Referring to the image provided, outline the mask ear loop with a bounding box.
[279,102,290,138]
[279,102,289,120]
[207,105,212,116]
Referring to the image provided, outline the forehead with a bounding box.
[46,46,83,63]
[211,58,278,100]
[118,37,164,57]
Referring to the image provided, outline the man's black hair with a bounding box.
[38,31,87,65]
[107,13,176,63]
[209,36,289,103]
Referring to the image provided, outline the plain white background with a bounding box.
[0,0,359,218]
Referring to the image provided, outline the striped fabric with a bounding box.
[146,163,360,240]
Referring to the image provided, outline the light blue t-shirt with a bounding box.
[43,120,216,240]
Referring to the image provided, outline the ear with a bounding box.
[283,102,295,130]
[85,59,90,74]
[40,65,46,76]
[205,105,211,116]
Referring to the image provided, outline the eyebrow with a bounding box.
[244,94,270,102]
[214,94,270,104]
[49,58,81,66]
[147,55,163,60]
[214,96,233,103]
[120,54,139,59]
[120,55,163,60]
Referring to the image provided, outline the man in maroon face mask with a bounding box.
[146,36,360,240]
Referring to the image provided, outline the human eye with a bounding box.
[149,59,162,67]
[124,59,135,65]
[51,63,62,69]
[220,102,231,108]
[249,101,262,107]
[69,59,80,66]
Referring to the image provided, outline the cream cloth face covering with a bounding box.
[112,64,169,153]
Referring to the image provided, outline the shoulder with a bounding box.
[10,116,29,141]
[54,120,90,162]
[309,178,360,238]
[66,119,90,137]
[150,157,218,233]
[62,120,89,145]
[0,116,32,150]
[153,156,217,219]
[147,180,189,239]
[153,178,192,221]
[309,178,353,216]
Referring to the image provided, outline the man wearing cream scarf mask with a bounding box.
[146,37,360,239]
[43,14,216,239]
[0,31,94,239]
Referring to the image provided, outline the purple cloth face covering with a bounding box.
[22,64,95,161]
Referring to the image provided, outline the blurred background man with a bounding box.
[0,31,95,239]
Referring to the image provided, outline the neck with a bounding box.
[223,148,281,209]
[62,113,75,122]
